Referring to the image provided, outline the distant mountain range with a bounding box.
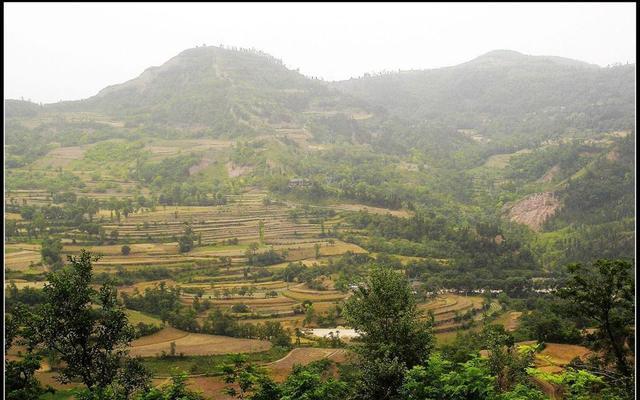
[7,47,635,139]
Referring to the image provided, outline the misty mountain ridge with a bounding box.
[7,46,633,139]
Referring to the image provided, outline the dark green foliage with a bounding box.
[224,358,349,400]
[178,225,196,253]
[4,310,54,400]
[5,282,47,309]
[515,310,582,344]
[246,249,286,266]
[558,259,635,382]
[28,250,150,395]
[122,282,182,322]
[343,266,434,399]
[5,353,54,400]
[133,374,204,400]
[231,303,250,313]
[400,354,548,400]
[41,237,63,268]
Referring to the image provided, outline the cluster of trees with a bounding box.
[344,210,541,290]
[246,248,286,267]
[5,194,155,243]
[274,252,370,291]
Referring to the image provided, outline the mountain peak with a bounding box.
[466,49,597,68]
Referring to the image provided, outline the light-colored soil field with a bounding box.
[64,243,179,256]
[308,327,359,339]
[419,294,485,327]
[4,250,43,271]
[97,191,324,247]
[187,376,234,400]
[4,212,22,220]
[266,347,348,381]
[505,192,561,231]
[31,145,88,169]
[535,343,592,370]
[282,288,348,302]
[129,327,271,357]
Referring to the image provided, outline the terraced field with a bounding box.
[130,327,271,357]
[266,347,348,381]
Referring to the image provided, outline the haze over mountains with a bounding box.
[7,47,635,132]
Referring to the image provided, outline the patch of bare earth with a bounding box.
[226,162,252,178]
[265,348,347,382]
[189,157,211,175]
[504,311,522,332]
[505,192,561,231]
[606,150,620,161]
[537,165,560,183]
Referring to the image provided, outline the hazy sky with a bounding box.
[4,2,636,104]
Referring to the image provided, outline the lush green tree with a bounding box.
[558,259,634,381]
[121,245,131,256]
[41,236,63,268]
[222,354,267,399]
[278,360,350,400]
[178,224,195,253]
[482,325,539,392]
[401,355,495,400]
[401,353,546,400]
[30,250,150,395]
[343,266,434,400]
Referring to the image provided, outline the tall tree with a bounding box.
[30,250,150,396]
[558,259,634,387]
[343,266,434,400]
[41,236,63,269]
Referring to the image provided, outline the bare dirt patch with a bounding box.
[226,162,252,178]
[505,192,561,231]
[189,157,212,175]
[538,165,560,183]
[266,348,347,381]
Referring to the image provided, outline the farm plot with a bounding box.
[31,145,88,169]
[265,347,348,382]
[418,294,486,332]
[4,250,43,271]
[99,192,323,245]
[532,342,592,373]
[281,286,349,303]
[129,327,271,357]
[125,309,163,327]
